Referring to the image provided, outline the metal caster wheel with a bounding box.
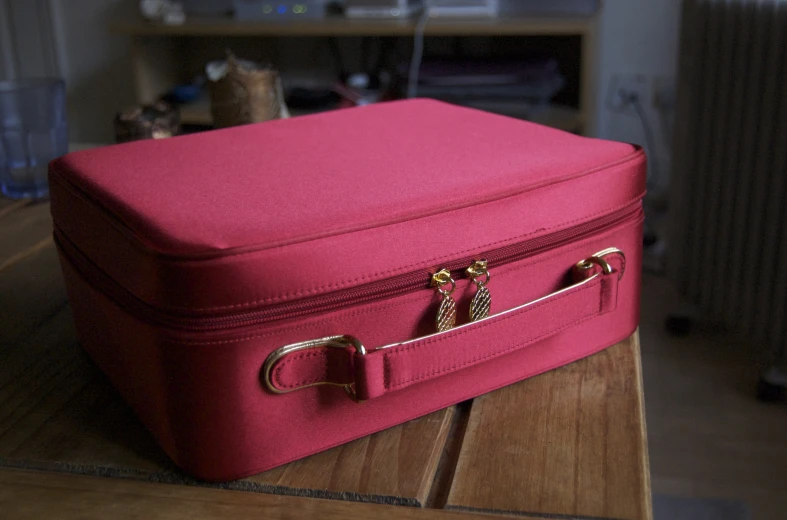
[756,368,787,403]
[665,314,693,336]
[756,378,784,403]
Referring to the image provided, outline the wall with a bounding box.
[594,0,683,195]
[3,0,684,147]
[0,0,60,80]
[0,0,136,143]
[50,0,137,143]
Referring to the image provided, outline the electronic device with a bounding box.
[233,0,327,20]
[498,0,599,16]
[426,0,497,18]
[345,0,423,19]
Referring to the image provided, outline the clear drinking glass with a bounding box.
[0,78,68,199]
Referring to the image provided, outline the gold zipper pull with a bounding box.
[466,259,491,322]
[431,268,457,332]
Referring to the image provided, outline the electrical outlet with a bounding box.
[607,74,649,113]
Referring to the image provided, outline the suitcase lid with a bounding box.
[50,99,645,312]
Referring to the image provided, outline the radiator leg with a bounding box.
[756,367,787,403]
[665,314,694,336]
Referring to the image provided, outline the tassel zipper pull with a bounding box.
[431,269,457,332]
[466,259,491,322]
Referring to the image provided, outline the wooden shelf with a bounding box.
[178,99,583,133]
[122,14,597,136]
[462,102,584,132]
[113,15,594,37]
[179,98,212,126]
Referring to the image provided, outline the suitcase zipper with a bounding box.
[56,203,642,332]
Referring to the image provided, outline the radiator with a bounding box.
[668,0,787,365]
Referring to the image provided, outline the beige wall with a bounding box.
[2,0,682,147]
[0,0,137,143]
[51,0,137,143]
[595,0,682,193]
[0,0,60,80]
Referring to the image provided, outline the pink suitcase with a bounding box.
[49,99,646,481]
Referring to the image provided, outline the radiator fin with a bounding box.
[670,0,787,364]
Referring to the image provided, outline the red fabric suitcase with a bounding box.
[49,99,646,481]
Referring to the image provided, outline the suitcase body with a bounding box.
[49,100,646,481]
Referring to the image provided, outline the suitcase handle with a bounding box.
[263,248,625,401]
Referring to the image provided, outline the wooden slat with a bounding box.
[0,469,511,520]
[180,100,585,134]
[446,334,652,520]
[0,221,455,506]
[0,302,455,503]
[0,306,169,473]
[247,408,454,506]
[0,198,30,219]
[0,200,53,272]
[0,241,66,347]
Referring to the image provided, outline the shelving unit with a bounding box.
[113,16,595,37]
[113,15,597,135]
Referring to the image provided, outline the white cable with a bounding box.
[407,10,430,99]
[631,95,659,188]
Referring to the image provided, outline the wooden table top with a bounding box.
[0,197,652,520]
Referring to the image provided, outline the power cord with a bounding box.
[628,93,659,189]
[407,10,430,98]
[619,90,665,268]
[609,88,659,189]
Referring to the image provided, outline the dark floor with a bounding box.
[640,274,787,520]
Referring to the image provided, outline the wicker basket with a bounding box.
[208,55,288,128]
[114,102,180,143]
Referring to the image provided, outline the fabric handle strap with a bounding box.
[264,248,623,402]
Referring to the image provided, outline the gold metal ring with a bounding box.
[437,279,456,295]
[470,271,490,286]
[576,256,614,275]
[262,335,366,396]
[574,247,626,281]
[431,269,456,295]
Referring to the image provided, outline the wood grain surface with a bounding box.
[0,215,63,347]
[0,197,30,218]
[0,200,52,270]
[0,469,520,520]
[248,408,454,506]
[0,202,455,507]
[446,335,652,520]
[1,199,651,518]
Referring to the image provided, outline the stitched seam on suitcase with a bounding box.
[52,160,644,310]
[273,350,329,389]
[384,279,601,389]
[50,150,643,259]
[172,234,629,346]
[387,311,598,389]
[271,278,602,390]
[170,199,643,308]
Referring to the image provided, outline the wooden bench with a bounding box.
[0,198,651,519]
